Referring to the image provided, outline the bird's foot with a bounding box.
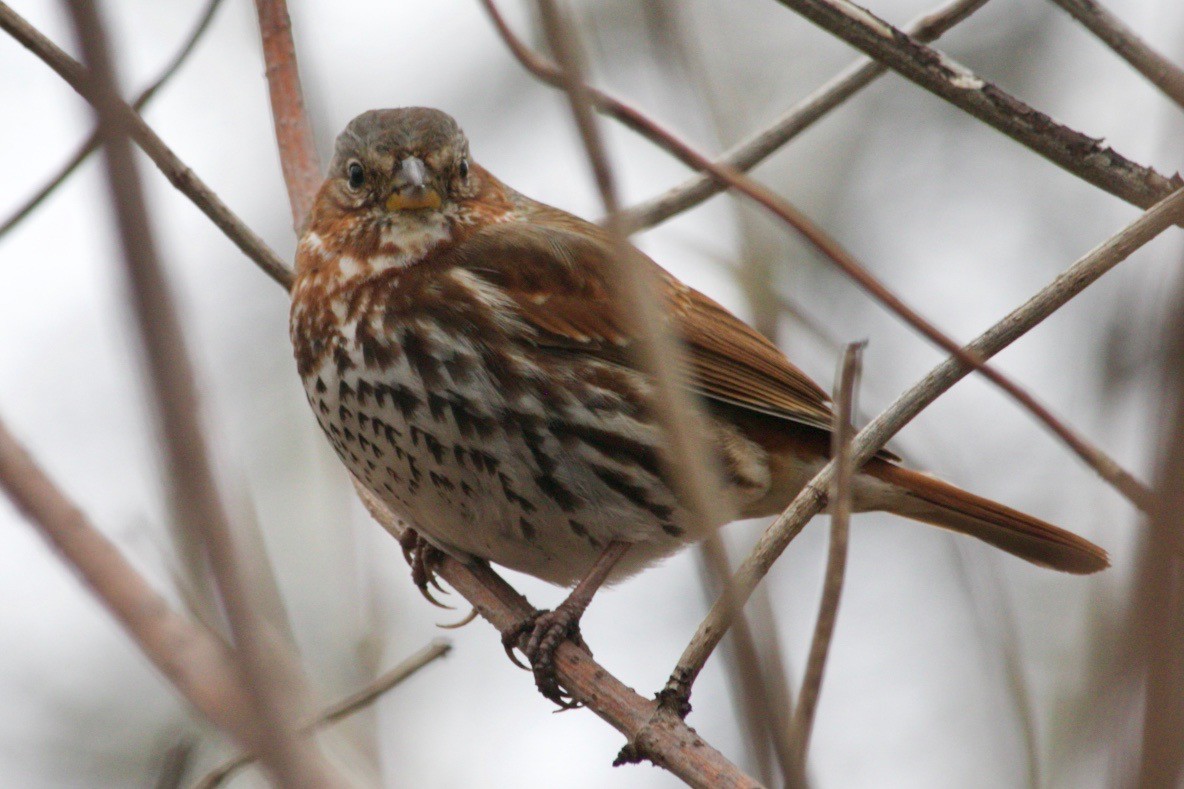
[398,529,450,608]
[502,603,591,710]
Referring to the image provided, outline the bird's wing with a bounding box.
[446,217,837,433]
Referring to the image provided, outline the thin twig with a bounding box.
[253,0,322,231]
[352,480,761,789]
[621,0,992,231]
[61,2,340,785]
[666,184,1184,704]
[789,342,863,761]
[482,0,1152,513]
[0,417,259,750]
[0,0,225,241]
[0,2,292,289]
[194,640,452,789]
[1048,0,1184,111]
[768,0,1182,213]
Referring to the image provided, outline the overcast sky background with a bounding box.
[2,0,1183,786]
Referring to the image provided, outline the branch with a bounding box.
[1134,271,1184,786]
[0,417,260,750]
[667,184,1184,699]
[0,2,292,289]
[789,342,862,760]
[253,0,322,231]
[0,0,225,241]
[621,0,992,231]
[195,640,452,789]
[481,0,1152,512]
[352,480,760,789]
[1048,0,1184,111]
[61,1,341,784]
[768,0,1182,214]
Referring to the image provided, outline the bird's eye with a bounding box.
[346,161,365,190]
[458,158,469,179]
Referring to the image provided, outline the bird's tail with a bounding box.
[868,461,1109,574]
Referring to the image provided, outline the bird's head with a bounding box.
[322,107,481,221]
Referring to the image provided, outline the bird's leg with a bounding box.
[502,540,631,708]
[398,528,450,608]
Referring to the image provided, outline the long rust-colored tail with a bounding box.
[868,461,1109,574]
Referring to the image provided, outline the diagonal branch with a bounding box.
[0,417,260,751]
[1047,0,1184,111]
[0,0,226,241]
[768,0,1182,213]
[352,480,761,789]
[666,185,1184,701]
[0,1,292,289]
[622,0,992,231]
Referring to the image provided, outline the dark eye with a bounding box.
[346,161,365,190]
[458,158,469,179]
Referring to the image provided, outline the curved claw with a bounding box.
[438,606,478,630]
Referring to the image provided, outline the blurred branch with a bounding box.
[253,0,322,231]
[0,417,260,751]
[195,639,452,789]
[61,1,341,785]
[768,0,1183,213]
[0,2,293,289]
[352,480,759,789]
[533,0,728,571]
[789,342,862,761]
[482,0,1151,513]
[623,0,992,230]
[0,0,225,241]
[697,536,803,787]
[1048,0,1184,110]
[666,185,1184,704]
[1134,274,1184,786]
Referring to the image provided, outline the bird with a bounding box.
[289,107,1108,705]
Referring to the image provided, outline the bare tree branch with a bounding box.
[61,1,342,784]
[254,0,322,231]
[0,0,225,241]
[481,0,1152,513]
[352,480,761,789]
[0,2,293,289]
[1048,0,1184,110]
[768,0,1183,213]
[622,0,992,231]
[789,342,862,761]
[195,640,452,789]
[0,417,261,751]
[666,185,1184,705]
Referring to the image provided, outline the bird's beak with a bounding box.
[386,156,442,211]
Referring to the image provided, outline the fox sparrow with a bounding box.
[290,107,1108,704]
